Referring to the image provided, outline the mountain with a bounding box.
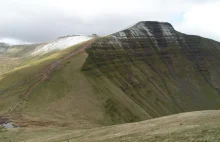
[0,21,220,141]
[82,21,220,120]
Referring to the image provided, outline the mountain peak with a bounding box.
[121,21,174,31]
[136,21,173,26]
[112,21,175,38]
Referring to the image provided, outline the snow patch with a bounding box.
[2,122,16,129]
[110,37,123,47]
[137,23,159,48]
[137,23,154,37]
[32,36,93,56]
[160,24,173,37]
[129,28,144,37]
[118,32,127,37]
[160,23,179,44]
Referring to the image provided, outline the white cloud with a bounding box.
[0,38,31,45]
[175,0,220,41]
[0,0,220,43]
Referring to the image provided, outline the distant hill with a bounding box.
[0,35,95,75]
[0,43,9,53]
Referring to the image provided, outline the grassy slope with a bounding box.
[0,39,153,142]
[0,44,41,76]
[1,39,147,129]
[0,55,19,76]
[1,110,219,142]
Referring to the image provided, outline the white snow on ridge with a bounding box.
[160,24,173,37]
[32,35,94,56]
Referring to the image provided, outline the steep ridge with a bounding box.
[32,35,94,56]
[82,21,220,121]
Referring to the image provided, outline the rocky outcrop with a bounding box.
[82,21,220,122]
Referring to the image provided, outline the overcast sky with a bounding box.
[0,0,220,44]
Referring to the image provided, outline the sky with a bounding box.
[0,0,220,44]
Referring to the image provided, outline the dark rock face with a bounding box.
[82,21,220,122]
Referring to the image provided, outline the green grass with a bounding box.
[1,39,140,127]
[1,110,219,142]
[0,41,104,116]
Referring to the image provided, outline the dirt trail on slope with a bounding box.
[10,40,95,112]
[24,41,94,98]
